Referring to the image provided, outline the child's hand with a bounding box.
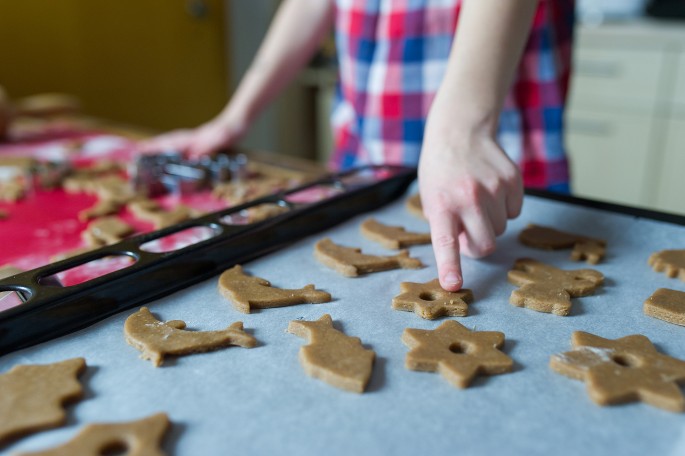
[418,125,523,292]
[137,113,248,158]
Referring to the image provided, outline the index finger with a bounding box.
[428,209,464,291]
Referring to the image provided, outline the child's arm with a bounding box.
[418,0,538,291]
[140,0,335,156]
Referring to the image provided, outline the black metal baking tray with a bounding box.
[0,165,417,355]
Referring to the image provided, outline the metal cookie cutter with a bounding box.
[130,151,248,197]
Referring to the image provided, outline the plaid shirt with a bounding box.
[331,0,575,192]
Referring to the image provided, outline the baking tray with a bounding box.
[0,165,416,355]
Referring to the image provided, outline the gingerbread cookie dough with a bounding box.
[218,265,331,313]
[0,265,22,302]
[287,314,375,393]
[649,249,685,282]
[245,203,290,224]
[314,238,423,277]
[644,288,685,327]
[0,358,86,446]
[16,413,170,456]
[360,218,431,250]
[82,216,133,247]
[550,331,685,412]
[508,258,604,316]
[213,176,290,205]
[402,320,513,388]
[0,177,26,202]
[519,224,607,264]
[124,307,257,367]
[392,279,474,319]
[405,194,425,219]
[78,199,121,222]
[128,199,193,229]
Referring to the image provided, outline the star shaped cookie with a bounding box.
[402,320,513,388]
[392,279,474,319]
[550,331,685,412]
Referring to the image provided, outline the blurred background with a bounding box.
[1,0,684,214]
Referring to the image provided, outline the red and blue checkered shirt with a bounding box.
[331,0,575,192]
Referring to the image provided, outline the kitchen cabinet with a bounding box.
[567,19,685,213]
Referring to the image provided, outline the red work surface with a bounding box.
[0,129,227,287]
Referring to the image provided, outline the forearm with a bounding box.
[221,0,335,124]
[429,0,538,137]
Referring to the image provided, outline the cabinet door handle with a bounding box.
[576,60,621,78]
[568,118,613,136]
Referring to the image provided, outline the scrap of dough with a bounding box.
[649,249,685,282]
[127,199,193,229]
[550,331,685,412]
[0,358,86,446]
[0,178,26,202]
[212,176,289,205]
[78,199,121,222]
[393,279,474,319]
[405,194,425,219]
[314,238,423,277]
[245,203,290,224]
[360,218,431,250]
[644,288,685,327]
[402,320,513,388]
[508,258,604,316]
[16,413,170,456]
[287,314,375,393]
[0,265,22,301]
[218,265,331,314]
[82,216,133,247]
[519,224,607,264]
[124,307,257,367]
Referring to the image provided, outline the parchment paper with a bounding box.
[3,186,685,456]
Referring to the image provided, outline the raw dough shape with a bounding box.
[550,331,685,412]
[124,307,257,367]
[508,258,604,316]
[649,249,685,282]
[405,193,426,219]
[360,218,431,249]
[392,279,474,319]
[213,176,289,205]
[287,314,375,393]
[644,288,685,326]
[0,265,22,301]
[0,178,25,202]
[127,199,193,229]
[82,216,133,247]
[314,238,423,277]
[519,224,607,264]
[0,358,86,446]
[402,320,513,388]
[16,413,170,456]
[218,265,331,313]
[245,203,290,223]
[78,199,121,222]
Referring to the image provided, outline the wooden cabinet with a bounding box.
[567,20,685,214]
[0,0,229,131]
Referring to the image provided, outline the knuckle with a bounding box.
[433,233,459,249]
